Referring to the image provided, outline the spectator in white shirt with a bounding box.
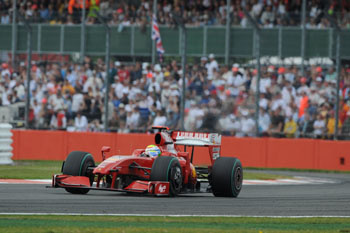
[313,114,326,138]
[239,110,256,137]
[259,107,271,136]
[207,54,218,79]
[74,111,88,131]
[153,110,167,127]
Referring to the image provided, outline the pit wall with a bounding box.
[11,130,350,171]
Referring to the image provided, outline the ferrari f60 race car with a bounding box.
[51,127,243,197]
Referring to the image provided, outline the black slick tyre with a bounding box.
[211,157,243,197]
[150,156,182,196]
[62,151,95,194]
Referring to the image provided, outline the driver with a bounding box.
[144,144,161,157]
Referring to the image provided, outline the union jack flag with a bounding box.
[152,13,165,62]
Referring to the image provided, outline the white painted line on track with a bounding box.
[0,213,349,218]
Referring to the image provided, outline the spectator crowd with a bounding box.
[1,0,350,28]
[1,54,350,139]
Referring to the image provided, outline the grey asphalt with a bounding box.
[0,171,349,217]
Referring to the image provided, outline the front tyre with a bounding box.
[150,156,182,196]
[211,157,243,197]
[62,151,95,194]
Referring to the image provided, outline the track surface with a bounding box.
[0,171,349,216]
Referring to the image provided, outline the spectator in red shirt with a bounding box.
[117,64,130,83]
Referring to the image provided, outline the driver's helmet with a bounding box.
[145,145,161,157]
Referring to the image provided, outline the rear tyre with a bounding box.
[211,157,243,197]
[62,151,95,194]
[150,156,182,196]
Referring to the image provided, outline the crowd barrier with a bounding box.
[11,130,349,171]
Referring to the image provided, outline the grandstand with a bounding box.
[0,0,350,139]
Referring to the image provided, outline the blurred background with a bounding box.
[0,0,350,140]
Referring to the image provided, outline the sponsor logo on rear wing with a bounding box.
[172,131,221,146]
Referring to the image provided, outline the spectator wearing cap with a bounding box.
[297,77,310,95]
[153,64,164,83]
[147,75,161,95]
[112,75,124,99]
[207,54,218,80]
[117,102,127,122]
[277,66,286,83]
[298,91,309,119]
[169,83,180,97]
[256,70,272,94]
[1,63,10,78]
[228,64,246,97]
[200,56,209,71]
[315,66,323,77]
[311,76,324,92]
[37,97,50,128]
[160,81,171,109]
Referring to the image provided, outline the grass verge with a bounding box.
[0,215,349,233]
[0,160,292,180]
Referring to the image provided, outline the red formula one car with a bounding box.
[51,127,243,197]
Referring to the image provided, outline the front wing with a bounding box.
[51,174,170,196]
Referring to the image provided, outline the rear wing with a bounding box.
[172,131,221,162]
[172,131,221,146]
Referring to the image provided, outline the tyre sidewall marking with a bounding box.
[79,153,92,176]
[166,157,177,182]
[231,159,242,195]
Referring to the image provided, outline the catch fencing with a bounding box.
[1,24,350,60]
